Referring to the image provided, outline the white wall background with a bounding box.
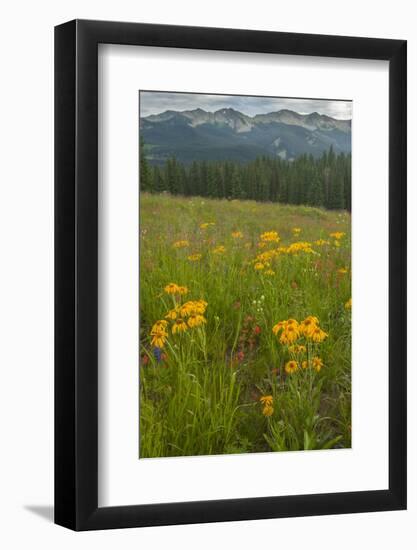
[0,1,414,548]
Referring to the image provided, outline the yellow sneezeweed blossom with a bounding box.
[338,267,348,274]
[333,240,341,247]
[330,231,345,240]
[200,222,215,230]
[179,300,208,318]
[231,231,243,239]
[262,405,274,417]
[172,240,189,249]
[272,321,286,335]
[311,326,328,343]
[254,262,265,270]
[301,360,308,369]
[315,239,330,246]
[312,357,324,372]
[164,283,189,295]
[292,227,302,236]
[257,241,267,249]
[212,245,226,255]
[260,395,273,407]
[172,318,188,334]
[260,395,274,415]
[260,230,280,243]
[265,269,275,276]
[188,253,202,262]
[286,241,314,254]
[299,316,319,337]
[165,308,179,320]
[345,298,352,309]
[280,324,299,345]
[150,320,168,348]
[285,360,299,374]
[187,313,206,328]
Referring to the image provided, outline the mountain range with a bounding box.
[140,107,351,164]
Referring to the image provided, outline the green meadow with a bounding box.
[139,192,351,458]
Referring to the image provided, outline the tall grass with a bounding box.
[140,192,351,457]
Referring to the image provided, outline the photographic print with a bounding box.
[139,91,352,459]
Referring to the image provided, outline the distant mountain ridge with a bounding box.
[140,107,351,164]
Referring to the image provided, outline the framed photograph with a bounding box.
[55,20,406,530]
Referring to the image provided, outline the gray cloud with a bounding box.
[140,91,352,120]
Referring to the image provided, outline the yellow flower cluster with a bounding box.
[260,230,280,243]
[286,356,323,374]
[165,299,208,332]
[172,240,189,249]
[200,222,215,230]
[150,287,208,347]
[164,283,189,295]
[330,231,345,240]
[314,239,330,246]
[272,316,328,345]
[188,253,202,262]
[292,227,301,236]
[231,231,243,239]
[260,395,274,416]
[345,298,352,309]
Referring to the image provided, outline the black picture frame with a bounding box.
[55,19,407,531]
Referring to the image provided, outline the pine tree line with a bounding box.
[140,138,351,211]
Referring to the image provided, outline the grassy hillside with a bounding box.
[139,193,351,457]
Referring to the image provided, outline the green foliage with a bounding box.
[139,193,351,458]
[141,141,351,211]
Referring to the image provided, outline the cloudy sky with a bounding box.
[140,91,352,120]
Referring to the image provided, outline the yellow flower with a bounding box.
[172,318,188,334]
[260,395,273,406]
[292,227,301,235]
[286,241,314,254]
[311,326,328,343]
[333,240,341,247]
[179,300,208,317]
[254,262,265,270]
[315,239,330,246]
[345,298,352,309]
[257,241,267,249]
[262,405,274,417]
[272,321,286,335]
[301,360,308,369]
[187,313,207,328]
[265,269,275,276]
[312,357,324,372]
[173,240,189,249]
[165,308,179,320]
[285,360,298,374]
[151,320,168,332]
[260,231,280,243]
[150,322,168,348]
[231,231,243,239]
[330,231,345,240]
[299,316,319,337]
[164,283,188,295]
[212,245,226,255]
[280,325,299,345]
[177,286,189,295]
[338,267,348,274]
[188,253,202,262]
[200,222,215,230]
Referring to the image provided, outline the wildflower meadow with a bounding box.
[139,192,351,458]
